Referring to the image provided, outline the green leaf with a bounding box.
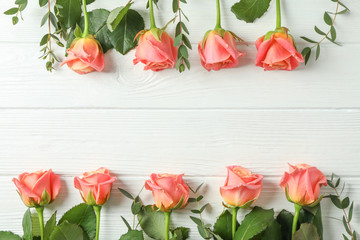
[120,230,144,240]
[67,9,114,53]
[121,216,132,231]
[4,8,18,15]
[12,16,19,25]
[131,201,142,215]
[315,45,321,61]
[109,9,145,55]
[314,26,326,35]
[330,26,336,41]
[301,37,317,44]
[39,0,48,7]
[0,231,22,240]
[106,2,133,32]
[343,216,351,235]
[329,195,342,209]
[348,202,354,222]
[213,210,236,240]
[23,209,33,240]
[50,221,84,240]
[44,212,57,240]
[324,12,332,25]
[293,223,320,240]
[138,205,165,240]
[171,227,190,240]
[172,0,179,13]
[299,205,323,240]
[261,221,282,240]
[231,0,271,23]
[59,203,96,240]
[41,12,50,27]
[342,197,350,209]
[234,207,274,240]
[301,47,311,65]
[55,0,82,30]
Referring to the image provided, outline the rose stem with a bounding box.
[81,0,89,37]
[164,211,171,240]
[94,205,102,240]
[232,207,239,239]
[276,0,281,29]
[215,0,221,29]
[292,204,302,239]
[149,0,156,29]
[35,207,45,240]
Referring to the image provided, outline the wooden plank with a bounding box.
[0,109,359,176]
[0,176,358,239]
[0,43,359,109]
[0,0,358,44]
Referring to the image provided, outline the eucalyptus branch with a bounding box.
[3,0,28,25]
[326,173,357,240]
[172,0,191,73]
[301,0,349,64]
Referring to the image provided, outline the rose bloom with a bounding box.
[133,30,177,71]
[220,166,263,208]
[280,164,327,206]
[74,168,117,206]
[60,35,104,74]
[13,169,61,207]
[198,30,245,71]
[145,173,189,212]
[255,31,304,71]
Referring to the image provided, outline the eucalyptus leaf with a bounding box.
[231,0,271,23]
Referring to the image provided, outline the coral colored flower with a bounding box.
[60,35,104,74]
[280,164,327,206]
[255,31,304,71]
[145,173,189,212]
[220,166,263,208]
[13,169,61,207]
[74,168,117,206]
[198,30,245,71]
[133,30,177,71]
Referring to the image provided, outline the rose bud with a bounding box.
[255,29,304,71]
[60,35,104,74]
[12,169,61,208]
[145,173,190,212]
[198,30,245,71]
[74,167,117,206]
[133,29,177,72]
[220,166,263,208]
[280,164,327,206]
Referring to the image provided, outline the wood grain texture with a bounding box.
[0,0,359,239]
[1,176,359,239]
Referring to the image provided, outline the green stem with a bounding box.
[215,0,221,29]
[164,211,171,240]
[149,0,156,29]
[35,207,45,240]
[232,207,239,240]
[276,0,281,29]
[292,204,302,239]
[82,0,89,37]
[94,206,102,240]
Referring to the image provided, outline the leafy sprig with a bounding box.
[3,0,28,25]
[301,0,350,64]
[172,0,191,73]
[326,173,357,240]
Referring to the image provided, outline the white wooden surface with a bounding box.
[0,0,359,239]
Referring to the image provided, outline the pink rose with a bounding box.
[255,31,304,71]
[13,169,61,207]
[220,166,263,208]
[60,35,104,74]
[198,30,245,71]
[280,164,327,206]
[74,168,117,206]
[145,173,189,212]
[133,30,177,71]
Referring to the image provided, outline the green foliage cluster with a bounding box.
[0,204,96,240]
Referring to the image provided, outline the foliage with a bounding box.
[301,0,350,64]
[231,0,271,23]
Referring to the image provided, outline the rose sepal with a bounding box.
[150,28,163,42]
[222,198,256,209]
